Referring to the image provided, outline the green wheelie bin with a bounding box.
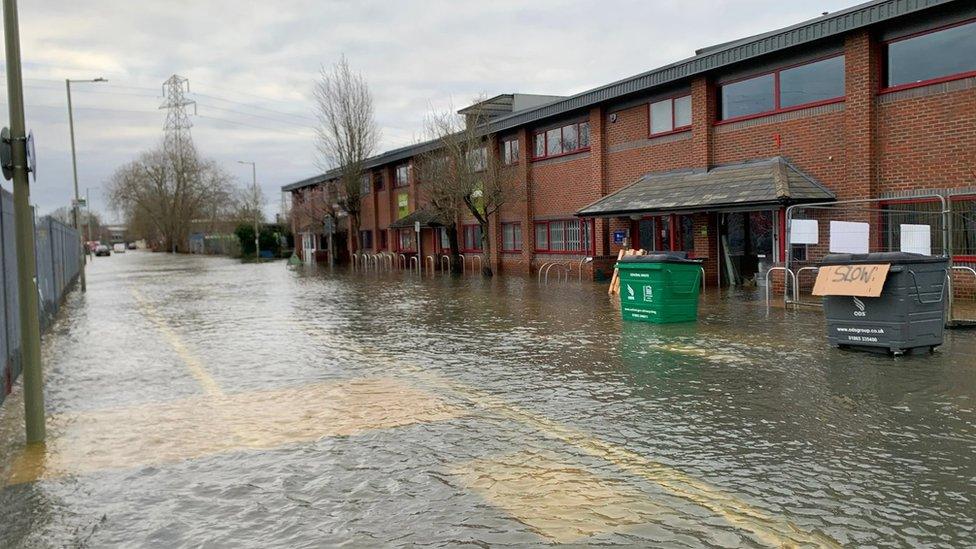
[616,253,703,323]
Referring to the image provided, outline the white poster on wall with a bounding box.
[790,219,819,244]
[900,224,931,255]
[829,221,870,254]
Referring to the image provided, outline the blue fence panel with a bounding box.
[0,187,81,403]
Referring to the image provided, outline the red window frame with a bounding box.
[501,222,522,253]
[531,121,591,161]
[879,17,976,94]
[649,94,692,137]
[715,53,846,125]
[461,224,483,253]
[394,164,410,187]
[501,138,520,165]
[533,219,595,255]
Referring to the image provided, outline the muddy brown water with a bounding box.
[0,252,973,547]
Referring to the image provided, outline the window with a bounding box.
[359,174,371,196]
[439,227,452,251]
[395,164,410,187]
[397,192,409,219]
[532,121,591,160]
[534,222,548,250]
[719,55,845,120]
[533,219,594,253]
[502,138,520,165]
[779,55,845,108]
[462,224,482,252]
[374,172,384,191]
[502,222,522,252]
[398,229,414,251]
[885,19,976,89]
[677,215,694,252]
[649,95,692,135]
[378,230,387,250]
[359,230,373,250]
[467,146,487,172]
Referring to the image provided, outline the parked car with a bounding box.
[127,242,137,250]
[94,245,111,257]
[113,243,126,253]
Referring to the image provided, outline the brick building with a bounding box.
[284,0,976,288]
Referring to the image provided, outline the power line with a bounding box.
[193,91,316,124]
[193,100,317,130]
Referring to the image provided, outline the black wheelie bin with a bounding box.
[820,252,948,355]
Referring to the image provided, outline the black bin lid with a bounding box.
[619,252,702,264]
[819,251,947,266]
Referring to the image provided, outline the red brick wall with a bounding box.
[876,79,976,194]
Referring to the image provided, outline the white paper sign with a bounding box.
[829,221,870,254]
[900,224,931,255]
[790,219,819,245]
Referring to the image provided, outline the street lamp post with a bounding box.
[66,76,106,292]
[237,161,259,261]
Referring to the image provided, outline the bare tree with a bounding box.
[314,56,380,254]
[106,142,235,252]
[418,102,522,276]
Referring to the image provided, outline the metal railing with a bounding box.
[763,266,797,307]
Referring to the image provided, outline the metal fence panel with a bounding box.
[0,187,81,404]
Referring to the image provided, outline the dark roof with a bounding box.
[388,208,446,229]
[576,157,835,217]
[284,0,956,193]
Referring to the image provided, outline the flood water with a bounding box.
[1,252,974,547]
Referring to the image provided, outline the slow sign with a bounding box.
[812,263,891,297]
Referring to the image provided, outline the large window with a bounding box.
[502,138,520,165]
[532,121,590,160]
[885,19,976,89]
[395,164,410,187]
[359,230,373,250]
[720,55,845,120]
[439,227,452,251]
[359,174,371,196]
[462,224,482,252]
[533,219,594,254]
[502,222,522,252]
[649,95,692,135]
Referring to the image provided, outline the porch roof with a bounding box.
[388,208,445,229]
[576,157,835,218]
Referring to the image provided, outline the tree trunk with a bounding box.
[479,220,493,277]
[447,223,462,275]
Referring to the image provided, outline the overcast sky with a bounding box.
[0,0,855,221]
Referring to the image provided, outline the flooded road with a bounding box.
[1,252,974,547]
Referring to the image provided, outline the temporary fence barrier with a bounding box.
[785,193,975,326]
[1,188,82,404]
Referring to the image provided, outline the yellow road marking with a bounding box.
[454,450,665,543]
[326,340,839,548]
[130,287,224,397]
[3,377,461,485]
